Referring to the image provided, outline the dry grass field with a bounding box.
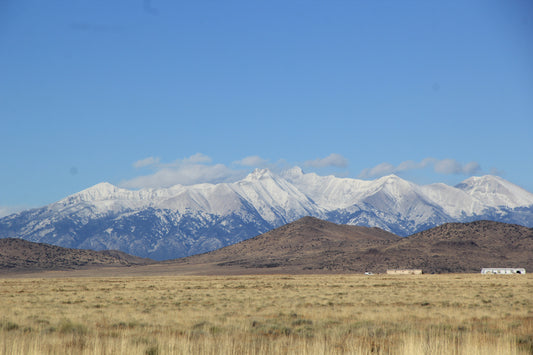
[0,274,531,354]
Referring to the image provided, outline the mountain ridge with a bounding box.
[1,168,532,260]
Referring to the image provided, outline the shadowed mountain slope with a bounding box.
[0,238,154,272]
[171,217,533,274]
[2,218,531,275]
[171,216,400,271]
[380,220,533,273]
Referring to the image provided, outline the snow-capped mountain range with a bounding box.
[1,168,532,260]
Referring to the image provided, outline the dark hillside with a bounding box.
[171,218,533,274]
[0,238,153,273]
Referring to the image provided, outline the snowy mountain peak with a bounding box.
[372,174,414,191]
[71,182,120,200]
[375,174,406,184]
[89,182,117,192]
[244,168,275,181]
[456,175,533,208]
[456,175,506,189]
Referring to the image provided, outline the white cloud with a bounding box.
[463,161,482,175]
[125,154,486,189]
[122,164,243,188]
[183,153,212,164]
[433,159,460,174]
[133,156,160,169]
[122,153,245,188]
[133,153,212,170]
[359,158,483,178]
[234,155,269,167]
[359,162,396,178]
[304,153,348,168]
[434,159,481,175]
[124,152,350,189]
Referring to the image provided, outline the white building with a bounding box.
[386,269,423,275]
[481,268,526,274]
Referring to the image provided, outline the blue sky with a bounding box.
[1,0,532,215]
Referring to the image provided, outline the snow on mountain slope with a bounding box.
[55,181,250,217]
[1,167,532,260]
[282,167,373,209]
[455,175,533,208]
[155,183,251,216]
[53,182,151,217]
[59,170,532,221]
[420,183,485,218]
[39,167,533,228]
[53,169,321,221]
[284,169,450,222]
[231,169,323,224]
[358,175,446,222]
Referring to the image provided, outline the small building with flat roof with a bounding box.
[386,269,422,275]
[481,268,525,274]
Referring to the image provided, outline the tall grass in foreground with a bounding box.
[0,274,531,354]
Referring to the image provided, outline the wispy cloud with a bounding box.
[304,153,348,168]
[124,154,485,189]
[125,152,349,188]
[359,158,482,178]
[433,159,481,175]
[183,153,211,164]
[359,162,396,178]
[133,156,160,169]
[122,164,242,188]
[234,155,269,167]
[122,153,245,188]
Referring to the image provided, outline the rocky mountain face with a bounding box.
[1,168,532,260]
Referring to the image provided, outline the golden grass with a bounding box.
[0,274,531,354]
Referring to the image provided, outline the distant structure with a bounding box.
[386,269,422,275]
[481,268,526,275]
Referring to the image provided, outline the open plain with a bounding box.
[0,274,531,354]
